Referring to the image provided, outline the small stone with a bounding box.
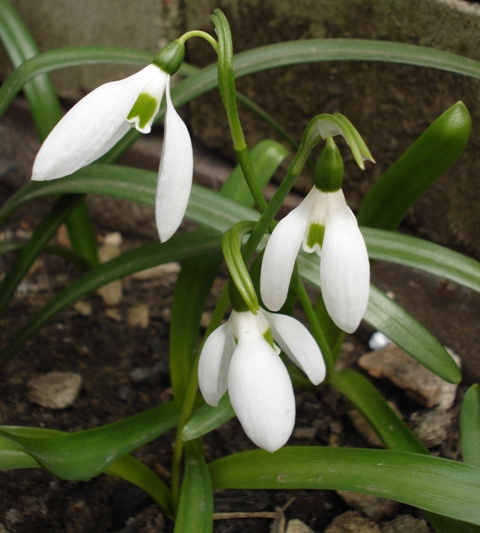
[381,515,430,533]
[0,522,9,533]
[28,371,82,409]
[116,385,132,402]
[130,367,159,386]
[127,304,150,329]
[96,242,123,305]
[56,224,71,247]
[410,409,453,447]
[358,344,460,409]
[325,511,381,532]
[103,231,123,247]
[96,280,123,306]
[106,308,123,322]
[130,262,181,280]
[74,300,93,316]
[286,518,314,532]
[292,427,317,441]
[5,508,23,525]
[336,491,400,522]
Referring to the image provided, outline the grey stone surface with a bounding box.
[0,0,184,99]
[27,371,82,409]
[380,515,430,533]
[358,344,459,409]
[325,510,381,533]
[336,491,400,522]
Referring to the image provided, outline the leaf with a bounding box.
[0,400,181,480]
[363,227,480,294]
[0,194,83,318]
[358,102,471,230]
[209,447,480,526]
[298,255,461,384]
[332,370,427,453]
[181,394,235,442]
[174,442,213,532]
[0,427,174,517]
[461,385,480,468]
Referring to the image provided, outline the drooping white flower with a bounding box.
[32,51,193,243]
[261,187,370,334]
[261,135,370,334]
[198,308,325,452]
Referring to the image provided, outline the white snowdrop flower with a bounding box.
[32,41,193,243]
[198,308,325,452]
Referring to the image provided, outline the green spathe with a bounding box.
[314,137,344,192]
[153,40,185,75]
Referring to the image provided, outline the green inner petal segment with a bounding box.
[307,223,325,250]
[263,328,275,348]
[127,93,158,132]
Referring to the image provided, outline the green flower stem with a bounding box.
[296,280,334,380]
[212,10,267,212]
[179,30,219,53]
[171,285,230,509]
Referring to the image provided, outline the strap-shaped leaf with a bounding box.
[461,385,480,468]
[358,102,471,230]
[174,442,213,533]
[0,400,181,480]
[209,447,480,526]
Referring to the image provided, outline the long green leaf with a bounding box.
[0,400,181,480]
[0,0,61,137]
[364,227,480,293]
[209,447,480,525]
[181,394,235,442]
[331,369,428,453]
[358,102,471,230]
[299,258,461,384]
[0,0,99,266]
[461,385,480,468]
[0,429,173,517]
[174,441,213,532]
[106,455,174,518]
[0,194,83,318]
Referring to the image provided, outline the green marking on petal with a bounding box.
[263,328,275,348]
[307,223,325,250]
[127,93,158,132]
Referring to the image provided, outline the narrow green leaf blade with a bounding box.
[364,227,480,294]
[209,447,480,525]
[174,442,213,532]
[358,102,471,230]
[0,194,83,318]
[106,455,174,518]
[0,400,181,480]
[181,394,235,442]
[332,370,428,453]
[461,385,480,468]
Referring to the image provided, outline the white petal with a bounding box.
[264,310,326,386]
[155,78,193,242]
[228,312,295,452]
[198,321,234,407]
[260,192,315,311]
[32,64,163,181]
[320,190,370,333]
